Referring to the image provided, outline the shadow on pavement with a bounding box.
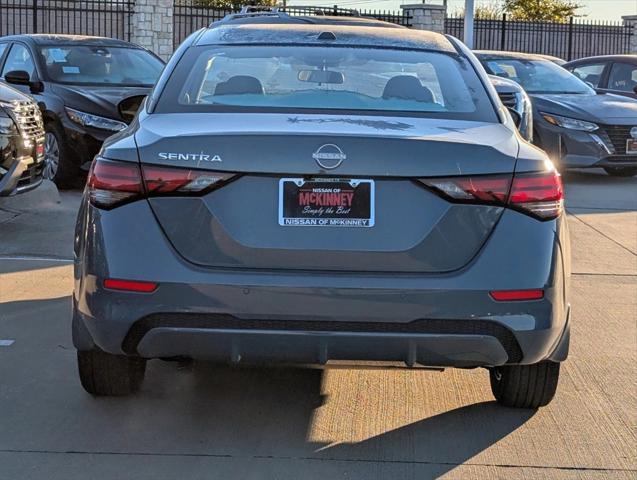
[318,400,535,475]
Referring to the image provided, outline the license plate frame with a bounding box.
[626,139,637,155]
[278,177,375,228]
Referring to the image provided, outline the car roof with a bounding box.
[196,22,457,53]
[0,34,140,48]
[564,54,637,66]
[475,50,564,62]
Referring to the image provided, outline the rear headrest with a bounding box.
[214,75,264,96]
[382,75,434,103]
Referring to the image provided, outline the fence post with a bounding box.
[622,15,637,54]
[401,2,446,33]
[131,0,174,61]
[32,0,38,33]
[567,16,574,61]
[500,13,506,50]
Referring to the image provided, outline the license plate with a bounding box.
[278,178,375,227]
[627,139,637,155]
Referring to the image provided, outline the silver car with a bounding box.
[73,12,570,408]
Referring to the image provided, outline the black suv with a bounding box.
[0,35,164,187]
[0,82,45,196]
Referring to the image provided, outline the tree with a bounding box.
[452,1,504,19]
[503,0,583,22]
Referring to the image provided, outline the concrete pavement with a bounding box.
[0,171,635,479]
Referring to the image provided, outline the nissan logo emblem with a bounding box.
[312,144,346,170]
[631,127,637,139]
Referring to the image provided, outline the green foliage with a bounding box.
[503,0,583,22]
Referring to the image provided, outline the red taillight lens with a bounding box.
[419,175,511,205]
[508,170,564,220]
[142,165,236,196]
[104,278,158,293]
[490,289,544,301]
[88,158,143,209]
[87,158,237,209]
[419,169,563,221]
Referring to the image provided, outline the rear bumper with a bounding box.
[73,199,571,368]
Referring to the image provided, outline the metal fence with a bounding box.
[173,3,412,49]
[173,2,237,48]
[0,0,134,40]
[282,5,412,27]
[445,14,634,60]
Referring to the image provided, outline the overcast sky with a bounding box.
[289,0,637,22]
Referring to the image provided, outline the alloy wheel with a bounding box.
[44,132,60,180]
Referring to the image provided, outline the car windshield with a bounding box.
[40,45,164,86]
[155,45,498,121]
[485,58,593,94]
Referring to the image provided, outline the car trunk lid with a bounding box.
[136,114,519,273]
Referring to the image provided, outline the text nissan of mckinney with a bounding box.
[73,12,570,408]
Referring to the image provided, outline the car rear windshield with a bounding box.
[484,57,594,95]
[40,45,164,86]
[154,45,498,121]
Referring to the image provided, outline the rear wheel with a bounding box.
[489,361,560,408]
[603,166,637,177]
[77,349,146,396]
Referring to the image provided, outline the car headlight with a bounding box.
[540,112,598,132]
[65,107,127,132]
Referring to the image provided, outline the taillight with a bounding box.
[88,158,142,209]
[87,157,237,209]
[419,175,511,205]
[419,169,563,221]
[142,165,236,196]
[508,170,564,220]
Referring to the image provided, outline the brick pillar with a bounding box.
[131,0,174,61]
[622,15,637,54]
[401,1,447,33]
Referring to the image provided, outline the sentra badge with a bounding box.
[158,152,222,162]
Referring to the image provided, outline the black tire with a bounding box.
[77,349,146,396]
[603,166,637,177]
[489,361,560,409]
[44,122,79,188]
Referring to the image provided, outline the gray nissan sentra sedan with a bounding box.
[73,11,570,408]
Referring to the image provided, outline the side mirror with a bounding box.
[4,70,43,93]
[507,107,522,128]
[4,70,31,86]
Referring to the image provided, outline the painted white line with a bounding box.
[0,340,15,346]
[0,256,73,263]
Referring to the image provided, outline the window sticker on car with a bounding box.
[62,66,80,74]
[48,48,68,63]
